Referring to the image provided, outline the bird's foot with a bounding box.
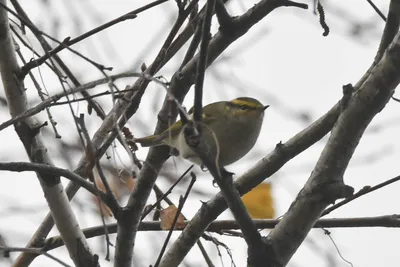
[169,147,180,157]
[200,164,208,172]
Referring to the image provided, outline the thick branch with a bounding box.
[112,2,200,267]
[267,28,400,267]
[15,1,203,264]
[116,1,309,267]
[0,1,94,266]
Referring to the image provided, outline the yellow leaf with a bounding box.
[242,183,275,219]
[160,205,185,230]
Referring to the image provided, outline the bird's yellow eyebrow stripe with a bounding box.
[230,99,262,109]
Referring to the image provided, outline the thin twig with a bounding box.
[150,172,218,267]
[179,21,202,70]
[10,23,59,75]
[322,174,400,216]
[75,114,119,260]
[11,0,106,121]
[366,0,387,21]
[193,0,215,121]
[0,72,145,132]
[392,96,400,102]
[0,162,109,204]
[5,0,169,78]
[11,1,201,265]
[153,174,196,267]
[140,165,194,221]
[14,41,61,138]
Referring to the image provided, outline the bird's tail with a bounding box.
[133,135,164,147]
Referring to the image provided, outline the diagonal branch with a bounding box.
[266,20,400,267]
[322,173,400,216]
[1,0,169,78]
[12,2,201,266]
[0,1,95,266]
[121,1,308,267]
[215,0,235,31]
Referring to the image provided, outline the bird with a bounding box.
[134,97,269,167]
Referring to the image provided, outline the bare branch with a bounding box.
[154,176,196,267]
[125,0,308,266]
[355,0,400,91]
[267,26,400,267]
[0,72,139,132]
[215,0,234,31]
[193,0,215,121]
[112,2,200,266]
[366,0,387,21]
[9,0,108,121]
[14,1,308,266]
[0,1,95,265]
[3,0,169,78]
[140,165,194,221]
[43,214,400,251]
[322,174,400,216]
[0,161,111,206]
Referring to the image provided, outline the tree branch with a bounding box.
[43,214,400,251]
[0,246,72,267]
[267,26,400,267]
[322,174,400,216]
[112,2,200,267]
[193,0,215,121]
[0,161,110,201]
[0,1,95,266]
[115,1,309,267]
[11,0,169,78]
[215,0,235,32]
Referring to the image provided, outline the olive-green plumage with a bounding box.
[134,97,268,166]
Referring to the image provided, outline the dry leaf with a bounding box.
[160,205,185,230]
[92,177,115,217]
[91,168,136,217]
[242,183,275,219]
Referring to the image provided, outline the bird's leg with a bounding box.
[221,169,235,177]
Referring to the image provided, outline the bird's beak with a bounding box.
[262,105,270,111]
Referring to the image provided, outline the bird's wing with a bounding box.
[133,134,162,147]
[159,112,217,140]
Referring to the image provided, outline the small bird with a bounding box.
[134,97,269,167]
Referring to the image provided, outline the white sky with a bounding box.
[0,0,399,266]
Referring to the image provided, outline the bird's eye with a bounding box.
[240,105,247,110]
